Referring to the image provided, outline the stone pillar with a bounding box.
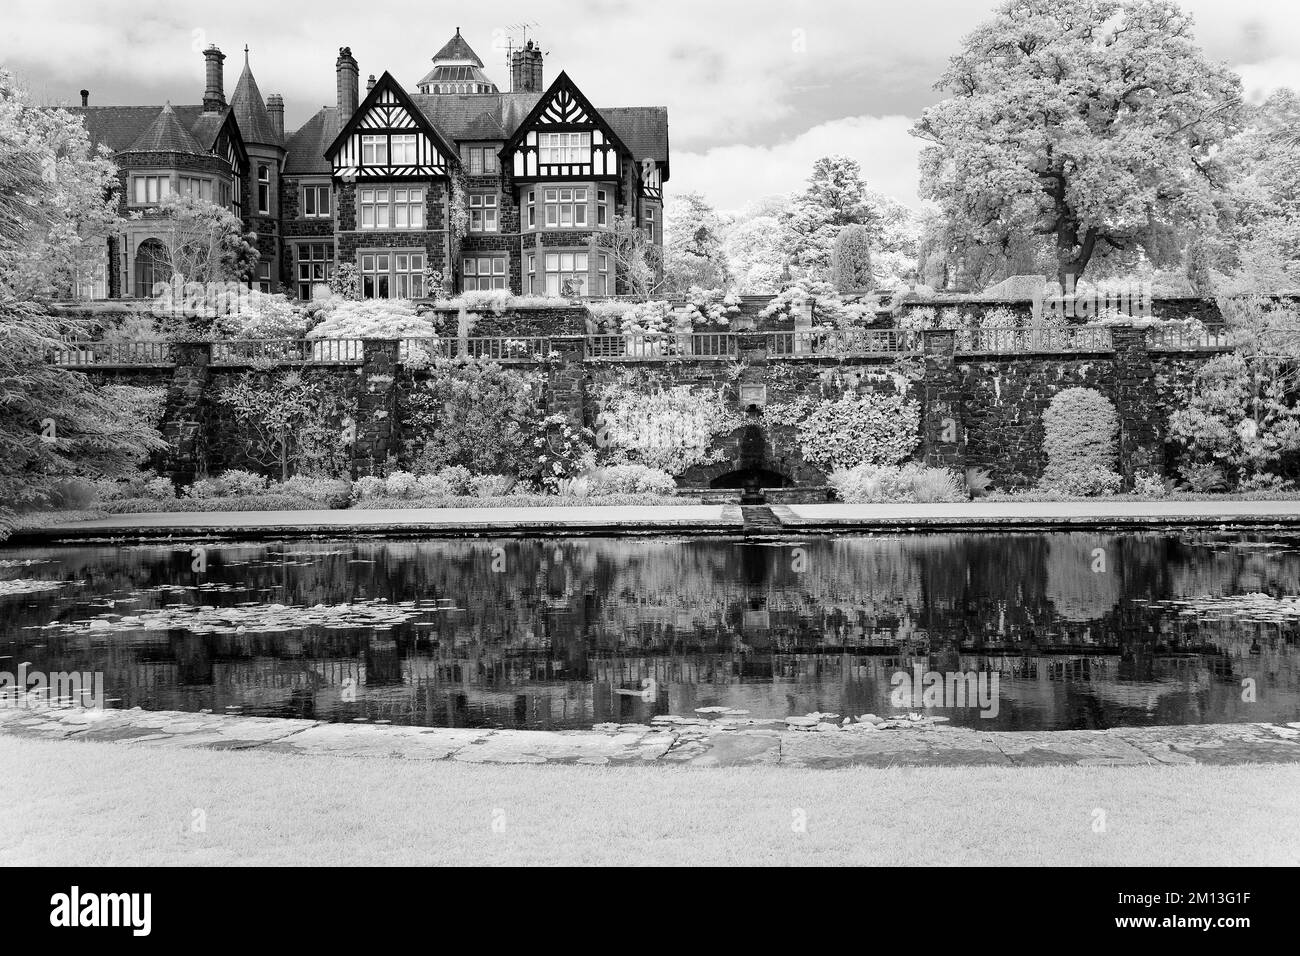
[919,329,965,469]
[158,341,211,487]
[1110,323,1162,484]
[352,339,400,477]
[545,335,587,422]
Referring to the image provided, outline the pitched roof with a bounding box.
[123,103,207,155]
[284,106,337,175]
[601,107,669,167]
[229,57,281,147]
[409,92,540,141]
[64,104,223,154]
[431,28,484,67]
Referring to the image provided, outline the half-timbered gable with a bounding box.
[326,73,456,180]
[503,72,630,182]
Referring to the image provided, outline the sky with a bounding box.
[7,0,1300,214]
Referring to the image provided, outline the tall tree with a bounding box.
[0,71,165,536]
[663,192,731,292]
[832,225,874,291]
[913,0,1243,287]
[781,155,869,277]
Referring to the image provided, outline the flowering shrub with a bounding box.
[1132,471,1169,498]
[535,414,595,490]
[414,473,454,497]
[215,291,309,340]
[593,382,742,475]
[307,299,437,339]
[328,263,359,300]
[352,475,385,500]
[585,463,678,496]
[1169,351,1300,488]
[185,470,267,499]
[434,465,472,496]
[279,476,352,501]
[828,463,964,502]
[384,470,418,498]
[680,287,741,326]
[91,473,175,502]
[1039,388,1123,495]
[770,391,920,470]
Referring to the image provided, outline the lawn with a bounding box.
[3,737,1297,866]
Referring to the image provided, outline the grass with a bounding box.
[2,737,1297,866]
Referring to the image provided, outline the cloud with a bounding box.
[1234,57,1300,104]
[672,115,926,214]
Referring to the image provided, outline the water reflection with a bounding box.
[2,532,1299,730]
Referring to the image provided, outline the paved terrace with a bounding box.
[3,706,1298,768]
[17,499,1300,541]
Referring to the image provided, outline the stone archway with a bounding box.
[133,238,170,298]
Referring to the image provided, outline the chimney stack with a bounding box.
[203,44,226,111]
[336,47,359,120]
[266,93,284,140]
[510,40,544,93]
[79,89,89,107]
[366,74,376,93]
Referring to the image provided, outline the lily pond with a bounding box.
[2,531,1300,731]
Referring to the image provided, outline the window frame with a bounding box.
[257,164,270,214]
[301,183,332,219]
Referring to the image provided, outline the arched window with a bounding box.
[134,238,170,298]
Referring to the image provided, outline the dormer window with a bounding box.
[539,132,590,164]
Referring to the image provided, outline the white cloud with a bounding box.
[1234,56,1300,104]
[671,115,926,214]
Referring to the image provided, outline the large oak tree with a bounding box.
[913,0,1243,287]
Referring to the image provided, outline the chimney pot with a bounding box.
[203,44,227,112]
[366,74,376,92]
[266,93,285,140]
[79,89,89,107]
[336,47,359,120]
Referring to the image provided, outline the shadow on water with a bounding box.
[2,531,1299,731]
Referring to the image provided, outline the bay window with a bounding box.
[543,251,588,296]
[178,176,212,201]
[543,187,588,228]
[257,164,270,213]
[132,175,171,205]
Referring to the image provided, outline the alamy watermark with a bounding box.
[1032,275,1152,320]
[0,664,104,709]
[890,664,1000,718]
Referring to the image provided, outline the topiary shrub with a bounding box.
[832,225,874,292]
[1039,388,1122,495]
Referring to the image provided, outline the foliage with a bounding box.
[1168,351,1300,486]
[215,370,353,480]
[328,263,360,300]
[722,203,787,293]
[597,215,662,298]
[1039,387,1123,495]
[663,192,731,293]
[403,359,544,478]
[832,225,874,292]
[0,72,121,301]
[97,493,324,514]
[215,291,311,339]
[307,298,436,339]
[964,466,994,497]
[913,0,1243,285]
[469,474,517,498]
[769,391,920,470]
[592,379,742,475]
[534,414,594,491]
[1177,461,1227,493]
[185,469,267,498]
[828,463,965,503]
[140,193,260,289]
[584,463,678,496]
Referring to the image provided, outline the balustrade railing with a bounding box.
[957,326,1114,353]
[767,328,919,357]
[399,336,554,363]
[210,339,364,364]
[584,332,737,361]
